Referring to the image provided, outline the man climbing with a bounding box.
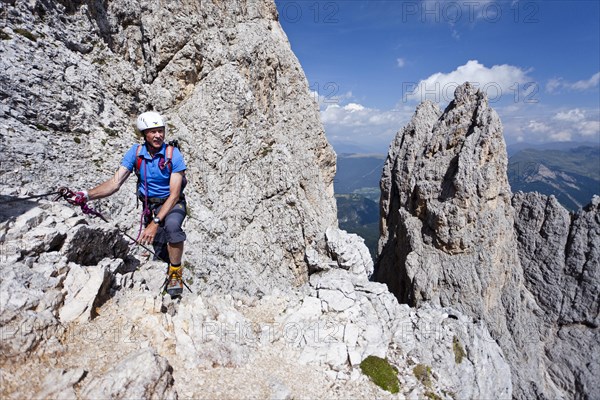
[73,111,187,297]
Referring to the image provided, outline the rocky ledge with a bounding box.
[1,201,510,399]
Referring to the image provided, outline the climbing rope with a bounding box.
[55,187,109,222]
[54,186,193,295]
[0,190,63,204]
[54,186,162,260]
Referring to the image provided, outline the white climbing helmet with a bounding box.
[136,111,166,133]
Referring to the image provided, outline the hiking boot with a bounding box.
[166,265,183,298]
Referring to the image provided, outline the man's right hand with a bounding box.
[73,190,89,205]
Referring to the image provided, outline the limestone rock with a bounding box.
[376,82,597,399]
[375,83,539,398]
[35,368,87,400]
[0,201,512,399]
[325,227,374,278]
[80,348,177,400]
[278,266,511,398]
[0,204,129,359]
[59,260,114,324]
[304,227,374,279]
[393,304,512,400]
[377,83,517,311]
[513,192,571,316]
[0,0,337,296]
[513,191,600,398]
[62,225,130,266]
[172,294,256,369]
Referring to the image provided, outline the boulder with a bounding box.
[80,348,177,400]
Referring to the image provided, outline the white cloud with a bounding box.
[553,109,585,123]
[494,101,600,146]
[527,120,551,133]
[320,102,414,152]
[322,102,401,127]
[549,130,572,142]
[545,78,562,93]
[344,103,365,112]
[577,120,600,137]
[571,72,600,90]
[396,58,405,68]
[545,72,600,93]
[404,60,532,103]
[546,108,599,138]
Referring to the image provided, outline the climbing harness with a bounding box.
[132,141,186,243]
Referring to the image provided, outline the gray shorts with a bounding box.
[152,200,187,244]
[145,199,187,263]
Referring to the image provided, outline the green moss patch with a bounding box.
[453,336,466,364]
[103,126,118,137]
[425,391,442,400]
[413,363,432,387]
[360,355,400,394]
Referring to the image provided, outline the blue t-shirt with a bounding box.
[121,143,186,198]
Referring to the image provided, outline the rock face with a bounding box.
[513,192,600,397]
[0,0,336,295]
[376,82,598,399]
[377,83,518,311]
[0,203,125,359]
[1,1,576,399]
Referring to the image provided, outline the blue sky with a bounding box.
[275,0,600,153]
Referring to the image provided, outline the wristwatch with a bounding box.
[153,216,161,225]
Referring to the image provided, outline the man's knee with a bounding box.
[164,220,186,243]
[162,202,186,243]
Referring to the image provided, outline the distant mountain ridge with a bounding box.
[334,153,385,258]
[507,141,599,156]
[508,145,599,210]
[334,153,386,194]
[335,144,600,212]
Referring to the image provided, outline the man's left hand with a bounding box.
[140,221,158,245]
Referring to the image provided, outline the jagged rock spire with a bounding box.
[376,82,599,399]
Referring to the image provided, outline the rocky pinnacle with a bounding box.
[376,82,598,399]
